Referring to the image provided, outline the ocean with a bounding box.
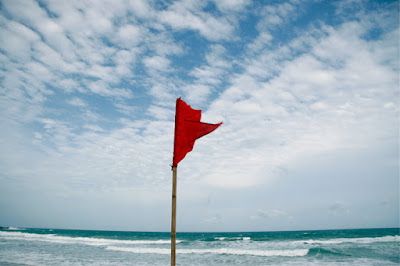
[0,227,398,265]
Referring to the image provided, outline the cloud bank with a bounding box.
[0,0,398,231]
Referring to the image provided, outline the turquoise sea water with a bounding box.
[0,227,398,265]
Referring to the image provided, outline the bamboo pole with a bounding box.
[171,166,177,266]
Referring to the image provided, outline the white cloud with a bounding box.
[190,67,222,85]
[250,209,290,220]
[246,32,273,54]
[0,18,40,61]
[213,0,251,12]
[114,49,136,66]
[67,98,87,107]
[87,81,133,98]
[127,0,154,19]
[257,1,297,32]
[182,84,212,106]
[205,44,230,68]
[147,105,174,120]
[158,0,235,41]
[57,79,82,93]
[202,214,222,224]
[149,34,184,56]
[193,8,399,190]
[33,42,80,74]
[182,44,231,105]
[147,81,177,103]
[84,124,104,132]
[85,8,114,34]
[143,55,171,72]
[4,0,77,61]
[114,24,142,48]
[114,102,136,116]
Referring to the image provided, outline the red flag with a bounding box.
[172,98,222,167]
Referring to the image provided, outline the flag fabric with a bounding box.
[172,98,222,167]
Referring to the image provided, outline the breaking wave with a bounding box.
[0,231,179,246]
[214,236,251,241]
[106,246,309,257]
[295,235,400,245]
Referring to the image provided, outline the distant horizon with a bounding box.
[2,225,399,234]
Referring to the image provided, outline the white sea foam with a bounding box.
[214,236,251,241]
[106,246,310,257]
[6,227,21,230]
[296,235,400,245]
[0,231,180,246]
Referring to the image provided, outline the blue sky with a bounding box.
[0,0,398,232]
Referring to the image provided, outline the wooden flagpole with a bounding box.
[171,166,177,266]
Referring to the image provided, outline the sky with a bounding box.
[0,0,398,232]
